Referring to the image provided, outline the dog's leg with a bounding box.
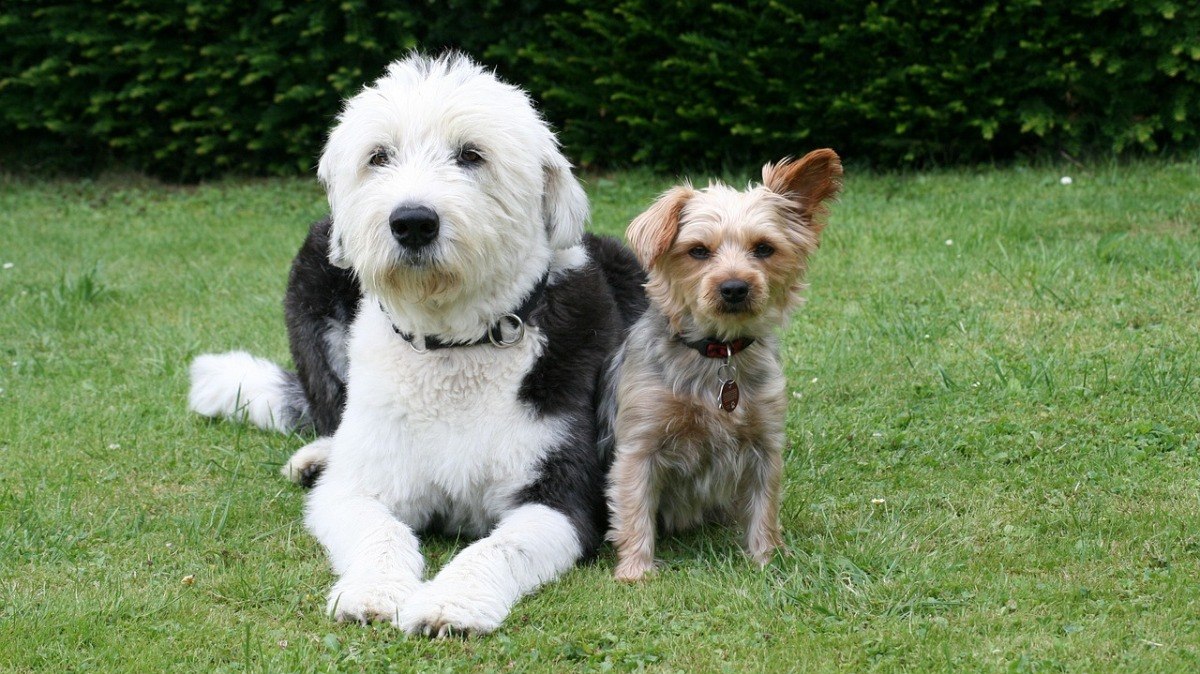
[305,482,424,624]
[397,504,581,637]
[607,448,658,581]
[742,445,785,566]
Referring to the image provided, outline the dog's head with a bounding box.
[317,52,587,328]
[627,149,842,341]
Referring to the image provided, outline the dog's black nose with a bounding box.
[719,280,750,304]
[390,205,440,250]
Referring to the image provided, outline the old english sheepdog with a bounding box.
[188,52,646,636]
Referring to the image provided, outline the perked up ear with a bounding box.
[626,185,694,269]
[542,156,589,250]
[762,149,843,234]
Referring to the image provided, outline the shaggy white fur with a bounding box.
[299,53,589,635]
[189,51,601,638]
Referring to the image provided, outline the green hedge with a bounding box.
[2,0,1197,179]
[0,0,548,179]
[524,0,1200,168]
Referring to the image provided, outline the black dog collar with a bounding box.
[678,335,756,359]
[382,274,549,351]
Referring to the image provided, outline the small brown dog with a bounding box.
[601,149,842,581]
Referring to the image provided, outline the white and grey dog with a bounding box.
[188,53,646,636]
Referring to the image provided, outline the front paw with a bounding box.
[397,582,505,638]
[613,555,656,582]
[326,575,418,625]
[747,539,788,567]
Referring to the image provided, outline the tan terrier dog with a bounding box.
[600,149,842,581]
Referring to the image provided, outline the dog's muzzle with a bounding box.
[390,204,440,251]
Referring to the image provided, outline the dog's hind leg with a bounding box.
[397,504,582,637]
[281,436,333,487]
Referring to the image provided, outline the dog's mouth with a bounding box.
[718,301,753,315]
[382,260,462,301]
[395,247,438,268]
[715,293,765,316]
[698,297,772,340]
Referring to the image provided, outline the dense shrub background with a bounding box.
[0,0,552,179]
[2,0,1197,179]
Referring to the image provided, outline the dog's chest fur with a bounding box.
[650,370,784,531]
[330,300,565,537]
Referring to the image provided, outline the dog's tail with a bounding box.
[188,351,311,433]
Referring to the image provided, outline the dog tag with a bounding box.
[719,379,740,412]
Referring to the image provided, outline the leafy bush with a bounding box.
[0,0,548,179]
[1,0,1196,178]
[521,0,1200,168]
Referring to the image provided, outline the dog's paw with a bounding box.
[397,582,505,638]
[282,437,332,487]
[747,526,786,567]
[326,575,417,625]
[748,539,790,567]
[748,547,775,567]
[613,556,656,582]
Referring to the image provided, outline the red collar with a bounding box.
[678,335,756,359]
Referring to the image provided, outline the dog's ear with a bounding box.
[627,185,694,269]
[325,221,351,269]
[316,149,352,269]
[762,149,843,235]
[542,156,588,250]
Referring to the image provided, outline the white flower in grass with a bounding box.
[2,262,12,269]
[107,443,120,450]
[945,239,954,246]
[1060,176,1073,185]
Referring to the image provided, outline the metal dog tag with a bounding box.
[719,379,740,412]
[716,356,740,412]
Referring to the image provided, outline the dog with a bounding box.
[188,52,646,635]
[599,149,843,581]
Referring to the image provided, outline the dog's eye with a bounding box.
[688,246,711,260]
[456,146,485,167]
[753,243,775,258]
[368,148,389,168]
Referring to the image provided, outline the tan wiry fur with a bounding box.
[605,149,842,581]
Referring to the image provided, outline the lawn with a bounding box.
[0,160,1198,672]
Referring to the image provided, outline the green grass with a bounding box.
[1,161,1198,672]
